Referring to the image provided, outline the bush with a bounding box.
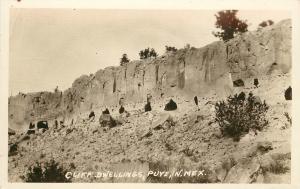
[215,92,269,141]
[263,159,289,174]
[23,159,71,182]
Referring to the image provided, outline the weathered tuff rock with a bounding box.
[99,114,117,128]
[8,19,291,131]
[224,157,261,183]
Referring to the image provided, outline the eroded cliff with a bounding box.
[8,19,291,132]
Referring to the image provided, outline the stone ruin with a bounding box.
[99,113,117,128]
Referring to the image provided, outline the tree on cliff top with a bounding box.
[120,53,130,66]
[258,20,274,28]
[139,48,158,60]
[165,46,177,53]
[213,10,248,41]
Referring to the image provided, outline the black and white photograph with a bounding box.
[1,0,300,187]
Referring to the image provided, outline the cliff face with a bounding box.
[8,19,291,132]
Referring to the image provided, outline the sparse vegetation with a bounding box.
[23,159,71,182]
[264,159,289,174]
[139,48,158,59]
[213,10,248,41]
[215,92,269,141]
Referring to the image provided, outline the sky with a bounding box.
[9,9,291,95]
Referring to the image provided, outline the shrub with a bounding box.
[264,159,289,174]
[23,159,71,182]
[221,157,237,172]
[215,92,269,141]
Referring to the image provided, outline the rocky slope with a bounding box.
[8,19,292,183]
[8,73,292,183]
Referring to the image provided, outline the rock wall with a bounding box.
[8,19,291,132]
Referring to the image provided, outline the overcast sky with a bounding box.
[9,9,291,95]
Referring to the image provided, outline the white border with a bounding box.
[1,0,300,189]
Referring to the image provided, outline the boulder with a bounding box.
[151,113,174,130]
[224,158,261,183]
[139,129,153,140]
[233,79,245,87]
[284,86,292,100]
[164,99,177,111]
[115,112,129,125]
[99,114,117,128]
[253,96,262,105]
[215,166,227,182]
